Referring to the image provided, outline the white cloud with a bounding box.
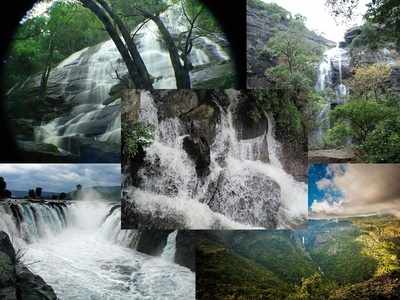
[263,0,369,42]
[311,164,400,218]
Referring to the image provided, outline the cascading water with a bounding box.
[310,43,349,148]
[161,230,178,262]
[126,90,307,229]
[33,3,230,157]
[0,196,195,299]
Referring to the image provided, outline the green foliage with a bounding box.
[196,240,290,300]
[4,1,107,91]
[350,22,384,50]
[122,122,153,159]
[287,273,338,300]
[361,116,400,163]
[309,228,378,284]
[366,0,400,47]
[327,100,393,145]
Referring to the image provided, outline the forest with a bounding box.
[196,216,400,300]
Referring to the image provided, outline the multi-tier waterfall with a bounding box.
[125,90,307,229]
[310,44,349,148]
[31,3,230,159]
[0,197,195,299]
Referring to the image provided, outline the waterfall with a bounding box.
[32,3,229,157]
[127,91,307,229]
[161,230,178,262]
[310,44,349,148]
[0,198,195,299]
[0,201,69,248]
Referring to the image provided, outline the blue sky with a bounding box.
[308,164,344,209]
[0,164,120,193]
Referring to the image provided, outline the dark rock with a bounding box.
[55,137,120,163]
[206,171,281,228]
[0,232,16,264]
[16,141,79,163]
[135,230,172,256]
[16,265,57,300]
[175,231,196,272]
[182,136,211,177]
[121,199,186,230]
[344,26,362,45]
[155,90,199,120]
[180,103,218,145]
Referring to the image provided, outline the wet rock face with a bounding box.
[206,172,281,228]
[0,231,57,300]
[135,230,172,256]
[121,198,187,230]
[182,136,211,178]
[175,231,197,272]
[344,26,362,45]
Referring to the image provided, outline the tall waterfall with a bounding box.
[127,90,307,229]
[33,3,230,157]
[310,44,349,148]
[0,198,195,299]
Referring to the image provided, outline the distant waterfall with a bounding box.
[127,91,307,229]
[310,44,349,148]
[161,230,178,262]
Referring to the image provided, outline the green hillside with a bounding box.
[196,216,400,300]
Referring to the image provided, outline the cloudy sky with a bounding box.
[0,164,120,193]
[263,0,369,42]
[309,164,400,218]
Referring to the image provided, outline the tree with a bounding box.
[327,100,393,145]
[79,0,153,89]
[287,273,337,300]
[325,0,400,45]
[109,0,222,88]
[349,64,391,101]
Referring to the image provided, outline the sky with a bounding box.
[0,164,121,193]
[263,0,369,42]
[309,164,400,218]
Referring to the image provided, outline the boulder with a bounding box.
[206,171,281,228]
[16,265,57,300]
[0,232,16,264]
[121,199,186,230]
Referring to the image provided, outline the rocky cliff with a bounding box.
[0,231,57,300]
[246,0,334,88]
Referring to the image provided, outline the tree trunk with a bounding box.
[95,0,153,90]
[138,8,191,88]
[40,37,55,100]
[80,0,152,89]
